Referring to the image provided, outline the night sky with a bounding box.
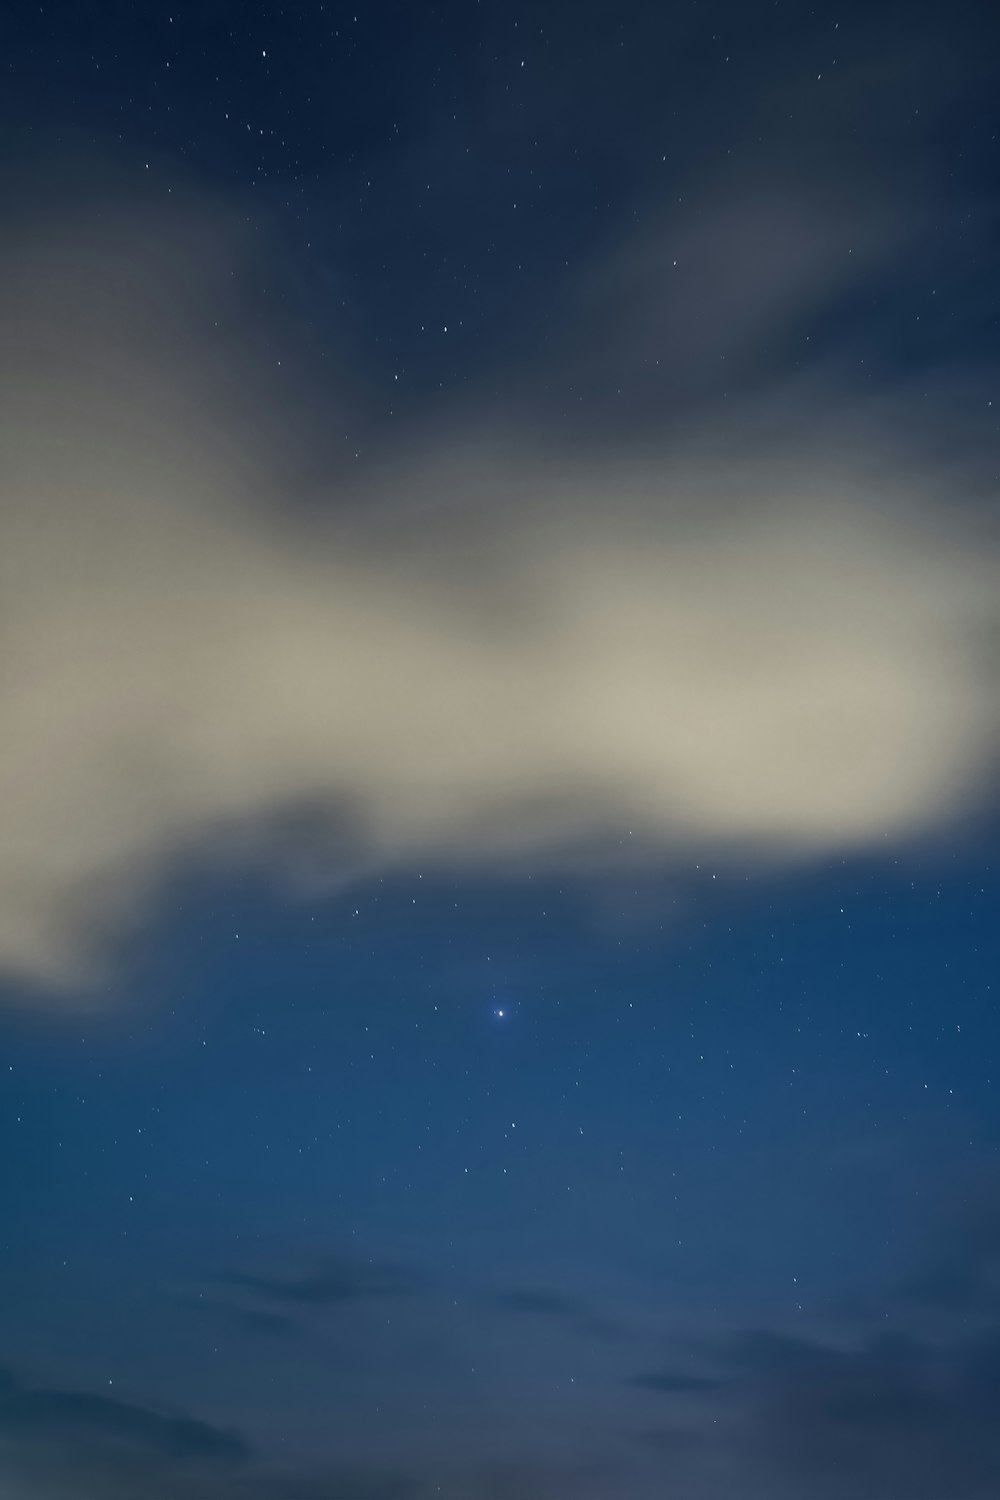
[1,3,999,1498]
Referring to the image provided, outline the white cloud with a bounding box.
[0,198,995,993]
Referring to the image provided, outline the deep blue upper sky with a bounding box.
[0,3,998,1498]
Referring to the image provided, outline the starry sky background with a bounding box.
[1,2,999,1497]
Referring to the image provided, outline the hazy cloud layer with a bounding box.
[1,192,997,994]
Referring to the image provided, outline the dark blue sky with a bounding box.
[1,3,999,1497]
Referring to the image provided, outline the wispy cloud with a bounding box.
[0,1359,417,1500]
[0,1363,249,1465]
[494,1289,591,1319]
[218,1256,425,1307]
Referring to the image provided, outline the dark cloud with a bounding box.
[171,1292,299,1338]
[0,1455,420,1500]
[0,1362,418,1500]
[246,1471,420,1500]
[731,1325,1000,1499]
[902,1201,1000,1315]
[616,1204,1000,1496]
[630,1425,702,1457]
[491,1287,619,1342]
[219,1255,425,1307]
[493,1288,590,1318]
[629,1369,727,1394]
[0,1364,249,1465]
[471,1453,627,1500]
